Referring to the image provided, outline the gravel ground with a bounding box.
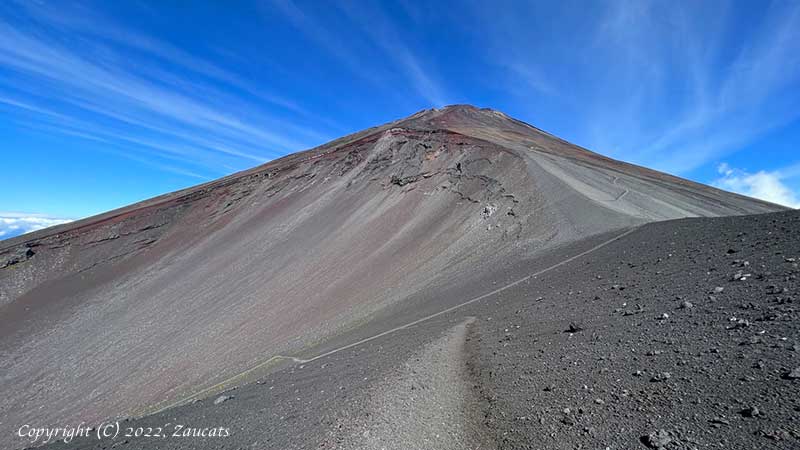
[322,317,492,450]
[29,210,800,450]
[472,209,800,449]
[2,106,782,449]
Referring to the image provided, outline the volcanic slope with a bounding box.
[0,105,784,447]
[39,207,800,450]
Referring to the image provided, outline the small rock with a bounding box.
[741,336,762,346]
[0,246,35,268]
[679,301,693,309]
[594,398,605,405]
[641,430,672,448]
[713,286,725,293]
[566,323,583,333]
[213,395,233,405]
[766,285,787,295]
[741,406,761,417]
[782,367,800,380]
[758,429,789,441]
[726,319,750,330]
[650,372,671,382]
[709,416,730,427]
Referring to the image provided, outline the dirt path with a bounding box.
[149,227,639,415]
[323,317,493,450]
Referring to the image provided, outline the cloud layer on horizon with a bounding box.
[0,212,73,240]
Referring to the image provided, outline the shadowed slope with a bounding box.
[0,105,784,447]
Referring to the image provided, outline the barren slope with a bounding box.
[0,105,783,447]
[36,209,800,450]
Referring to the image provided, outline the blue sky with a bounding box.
[1,0,799,239]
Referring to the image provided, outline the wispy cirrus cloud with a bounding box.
[11,0,310,117]
[472,0,800,176]
[0,212,73,240]
[631,1,800,174]
[267,0,450,107]
[335,1,449,107]
[0,1,334,178]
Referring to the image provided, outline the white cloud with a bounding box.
[638,2,800,174]
[0,213,73,240]
[473,1,800,175]
[337,2,449,107]
[269,0,450,107]
[0,3,336,179]
[714,163,800,208]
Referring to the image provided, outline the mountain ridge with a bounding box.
[0,105,787,448]
[0,104,783,251]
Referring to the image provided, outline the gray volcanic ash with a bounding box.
[0,105,784,449]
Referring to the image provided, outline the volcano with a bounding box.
[0,105,787,449]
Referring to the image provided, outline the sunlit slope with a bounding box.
[0,105,783,444]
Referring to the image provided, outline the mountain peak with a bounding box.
[399,104,522,133]
[436,104,491,112]
[0,101,784,444]
[414,103,504,118]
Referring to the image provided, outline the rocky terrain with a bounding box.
[0,105,791,449]
[32,209,799,450]
[472,209,800,449]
